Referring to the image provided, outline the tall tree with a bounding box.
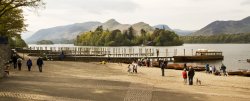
[0,0,45,35]
[0,0,45,18]
[127,26,135,40]
[0,8,25,36]
[0,0,45,47]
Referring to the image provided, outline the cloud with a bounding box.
[46,0,139,14]
[241,0,250,5]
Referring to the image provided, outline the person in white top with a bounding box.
[132,61,138,73]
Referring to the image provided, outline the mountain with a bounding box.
[26,21,101,43]
[192,16,250,36]
[25,19,187,44]
[98,19,154,35]
[100,19,130,32]
[153,24,194,36]
[173,29,195,36]
[153,24,171,30]
[132,22,154,35]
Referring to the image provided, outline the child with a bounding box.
[127,64,132,73]
[182,69,187,84]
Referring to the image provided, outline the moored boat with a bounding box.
[193,66,206,71]
[242,71,250,77]
[174,49,223,62]
[227,71,244,76]
[167,64,183,70]
[152,61,159,67]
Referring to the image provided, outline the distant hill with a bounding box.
[153,24,171,30]
[25,19,187,44]
[192,16,250,36]
[26,21,101,43]
[153,24,194,36]
[97,19,154,35]
[173,29,195,36]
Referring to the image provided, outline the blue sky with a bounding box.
[22,0,250,39]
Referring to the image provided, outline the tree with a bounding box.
[127,26,135,40]
[0,8,25,36]
[0,0,45,36]
[0,0,45,48]
[0,0,45,18]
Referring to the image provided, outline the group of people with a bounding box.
[11,54,44,72]
[205,63,227,76]
[127,61,138,74]
[181,63,228,85]
[126,60,228,86]
[182,67,195,85]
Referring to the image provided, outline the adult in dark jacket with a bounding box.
[12,54,17,69]
[26,58,32,71]
[188,67,195,85]
[37,57,44,72]
[17,58,22,71]
[220,64,227,76]
[160,61,165,76]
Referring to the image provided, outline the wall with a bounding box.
[0,44,11,78]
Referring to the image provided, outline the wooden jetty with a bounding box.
[16,47,174,63]
[17,46,224,63]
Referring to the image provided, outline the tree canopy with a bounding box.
[180,33,250,43]
[0,0,45,18]
[37,40,54,45]
[76,26,183,46]
[0,0,45,47]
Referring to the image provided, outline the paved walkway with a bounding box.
[0,60,206,101]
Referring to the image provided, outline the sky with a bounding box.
[22,0,250,39]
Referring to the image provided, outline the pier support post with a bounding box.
[184,49,186,56]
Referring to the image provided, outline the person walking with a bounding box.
[205,64,209,73]
[220,64,227,76]
[17,57,22,71]
[26,58,32,71]
[132,61,138,74]
[182,69,188,84]
[127,64,132,73]
[12,54,17,69]
[160,61,165,76]
[184,63,187,71]
[37,57,44,72]
[146,59,150,67]
[188,66,195,85]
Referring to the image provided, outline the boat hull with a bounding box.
[173,55,224,62]
[227,71,243,76]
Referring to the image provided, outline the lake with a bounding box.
[28,44,250,71]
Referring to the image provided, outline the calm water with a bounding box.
[28,44,250,71]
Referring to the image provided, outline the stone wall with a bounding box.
[0,44,11,78]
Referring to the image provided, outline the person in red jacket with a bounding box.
[182,69,187,84]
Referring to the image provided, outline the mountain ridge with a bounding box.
[192,16,250,36]
[25,19,191,44]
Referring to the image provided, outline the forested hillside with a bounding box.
[76,26,183,46]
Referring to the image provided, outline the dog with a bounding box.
[196,78,202,85]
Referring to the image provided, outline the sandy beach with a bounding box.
[108,63,250,101]
[0,56,250,101]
